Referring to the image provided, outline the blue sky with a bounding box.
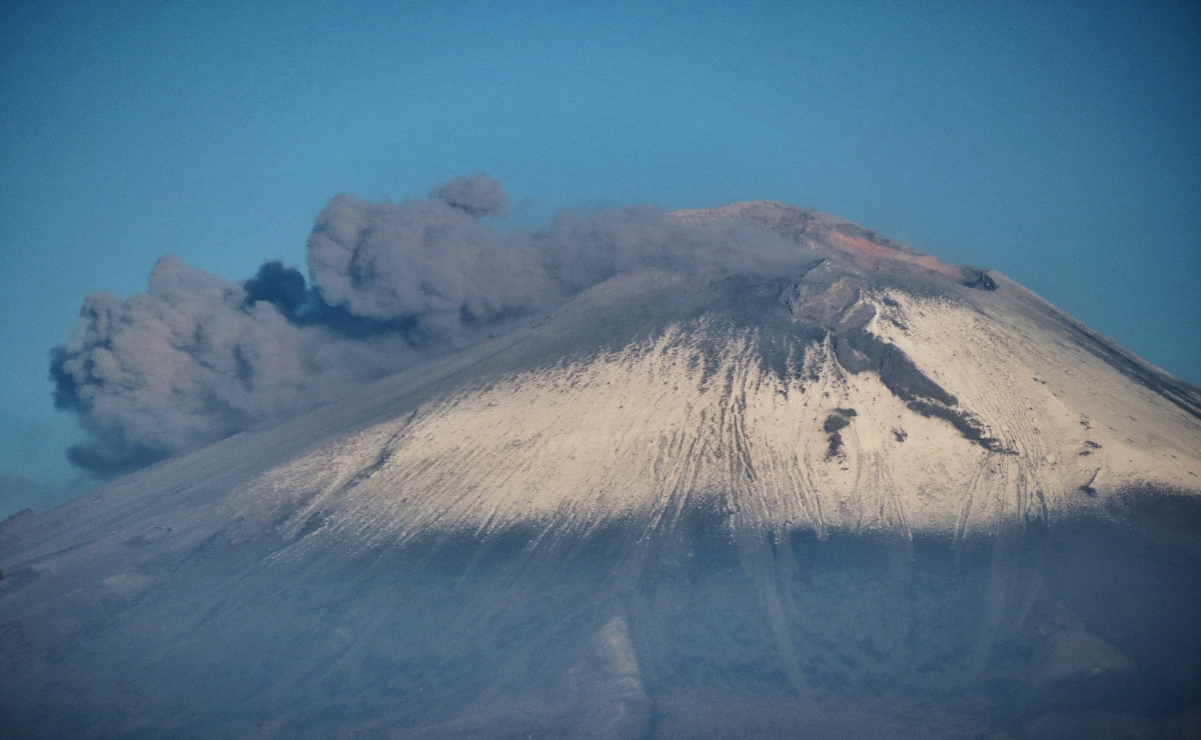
[1,0,1198,507]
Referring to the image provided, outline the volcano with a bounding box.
[3,202,1200,738]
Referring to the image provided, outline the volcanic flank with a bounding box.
[230,199,1200,544]
[5,188,1201,738]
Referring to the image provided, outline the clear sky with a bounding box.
[1,0,1198,510]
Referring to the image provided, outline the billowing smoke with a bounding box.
[430,171,510,217]
[52,174,803,474]
[307,190,547,327]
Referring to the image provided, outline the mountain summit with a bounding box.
[4,201,1201,738]
[198,199,1198,545]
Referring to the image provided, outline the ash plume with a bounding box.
[431,172,510,217]
[307,189,548,325]
[52,174,803,474]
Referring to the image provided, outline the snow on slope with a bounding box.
[224,278,1201,553]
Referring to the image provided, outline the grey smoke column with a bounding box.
[51,175,807,475]
[306,175,548,327]
[51,256,313,472]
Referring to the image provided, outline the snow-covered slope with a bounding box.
[233,274,1199,551]
[191,202,1200,550]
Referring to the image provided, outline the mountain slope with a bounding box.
[2,202,1200,738]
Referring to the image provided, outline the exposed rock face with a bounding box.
[2,201,1200,738]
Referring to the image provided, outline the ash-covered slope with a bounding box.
[3,202,1200,738]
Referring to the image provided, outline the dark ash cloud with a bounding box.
[53,257,320,473]
[307,192,548,326]
[243,261,308,318]
[52,175,804,475]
